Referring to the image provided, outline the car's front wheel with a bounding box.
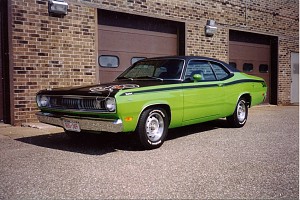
[227,98,248,128]
[136,107,169,150]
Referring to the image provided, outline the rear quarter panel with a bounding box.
[222,73,267,116]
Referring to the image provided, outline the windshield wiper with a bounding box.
[136,76,163,81]
[116,77,133,81]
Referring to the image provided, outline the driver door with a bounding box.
[182,60,225,123]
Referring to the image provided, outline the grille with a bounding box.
[48,96,109,112]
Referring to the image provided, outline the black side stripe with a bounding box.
[223,79,265,86]
[119,79,265,96]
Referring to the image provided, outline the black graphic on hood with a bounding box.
[89,84,140,93]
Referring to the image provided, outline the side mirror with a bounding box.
[193,74,203,82]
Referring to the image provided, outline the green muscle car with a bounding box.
[36,56,267,149]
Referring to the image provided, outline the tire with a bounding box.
[227,98,248,128]
[136,107,169,150]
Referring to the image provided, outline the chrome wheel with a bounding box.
[237,100,246,122]
[227,98,248,128]
[145,111,165,142]
[136,107,169,149]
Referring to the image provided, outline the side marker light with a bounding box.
[125,117,133,122]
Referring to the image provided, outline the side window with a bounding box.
[229,62,237,68]
[210,62,230,80]
[99,55,119,68]
[185,60,216,81]
[243,63,253,72]
[157,59,184,79]
[259,64,268,73]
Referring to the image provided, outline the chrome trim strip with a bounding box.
[40,108,115,114]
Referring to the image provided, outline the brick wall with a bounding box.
[278,38,299,105]
[186,23,228,61]
[10,0,299,124]
[11,0,96,124]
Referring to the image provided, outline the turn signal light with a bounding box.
[125,117,133,122]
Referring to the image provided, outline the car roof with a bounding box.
[143,56,240,73]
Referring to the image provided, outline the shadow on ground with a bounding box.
[16,119,230,155]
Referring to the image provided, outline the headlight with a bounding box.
[37,95,50,107]
[104,98,116,112]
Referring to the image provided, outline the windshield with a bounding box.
[117,59,184,80]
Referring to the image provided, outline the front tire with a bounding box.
[227,98,248,128]
[136,107,169,150]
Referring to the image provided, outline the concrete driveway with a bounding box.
[0,106,298,199]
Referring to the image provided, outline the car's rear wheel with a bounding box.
[136,107,169,150]
[227,98,248,128]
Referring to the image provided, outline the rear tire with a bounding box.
[136,107,169,150]
[227,98,248,128]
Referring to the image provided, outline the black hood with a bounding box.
[37,79,181,97]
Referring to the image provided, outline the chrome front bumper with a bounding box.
[36,112,123,133]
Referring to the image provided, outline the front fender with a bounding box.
[116,90,183,132]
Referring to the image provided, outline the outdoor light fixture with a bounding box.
[205,20,217,37]
[48,0,68,15]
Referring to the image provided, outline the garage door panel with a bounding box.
[98,50,170,71]
[229,41,271,103]
[229,41,270,61]
[98,51,127,80]
[99,25,177,55]
[99,71,122,84]
[98,50,173,83]
[98,24,178,83]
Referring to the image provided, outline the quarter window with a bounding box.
[211,62,230,80]
[243,63,253,72]
[99,55,119,68]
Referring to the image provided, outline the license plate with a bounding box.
[63,120,81,132]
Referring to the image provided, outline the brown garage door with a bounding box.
[98,25,178,83]
[229,41,271,103]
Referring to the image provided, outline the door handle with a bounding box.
[218,83,224,87]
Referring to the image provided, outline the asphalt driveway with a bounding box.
[0,106,298,199]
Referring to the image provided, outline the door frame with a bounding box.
[291,52,299,104]
[0,0,14,124]
[229,30,278,105]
